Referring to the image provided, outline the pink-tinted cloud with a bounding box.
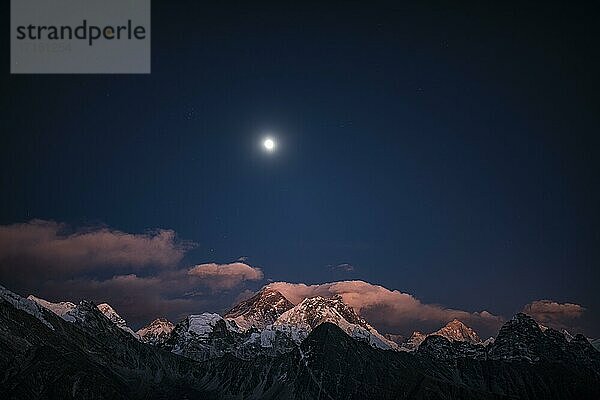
[31,262,266,328]
[267,280,504,336]
[522,300,585,330]
[188,262,264,290]
[0,220,192,274]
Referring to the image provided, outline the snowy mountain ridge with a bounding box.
[1,286,55,330]
[28,294,139,338]
[272,294,397,349]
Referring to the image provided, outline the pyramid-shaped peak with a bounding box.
[149,317,174,327]
[225,287,294,330]
[433,318,481,344]
[137,318,175,345]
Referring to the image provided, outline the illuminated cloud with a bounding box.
[522,300,585,330]
[0,219,191,274]
[267,280,504,336]
[188,262,264,290]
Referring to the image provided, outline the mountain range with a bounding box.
[2,282,600,399]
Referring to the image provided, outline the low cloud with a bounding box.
[22,262,266,328]
[0,220,268,328]
[522,300,585,331]
[188,262,264,290]
[0,219,191,275]
[267,280,504,337]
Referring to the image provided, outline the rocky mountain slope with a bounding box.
[2,284,600,399]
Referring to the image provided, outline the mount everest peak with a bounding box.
[225,287,294,330]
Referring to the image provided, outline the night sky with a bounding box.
[1,2,599,337]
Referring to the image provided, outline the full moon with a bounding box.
[263,138,275,151]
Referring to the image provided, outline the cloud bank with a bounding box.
[0,220,265,327]
[522,300,585,331]
[267,280,504,336]
[0,221,591,337]
[0,219,191,274]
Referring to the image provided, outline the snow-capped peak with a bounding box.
[225,287,294,331]
[187,313,224,337]
[97,303,125,325]
[137,318,175,345]
[96,303,139,338]
[30,295,139,339]
[432,319,482,344]
[273,295,397,350]
[400,320,481,350]
[27,295,76,318]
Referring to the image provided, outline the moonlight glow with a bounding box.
[263,138,275,152]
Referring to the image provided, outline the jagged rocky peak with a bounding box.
[488,313,554,362]
[499,312,543,338]
[489,312,600,364]
[225,286,294,330]
[137,317,175,345]
[433,318,482,344]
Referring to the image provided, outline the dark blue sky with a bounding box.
[1,2,599,334]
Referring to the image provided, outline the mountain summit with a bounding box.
[402,319,481,350]
[2,283,600,399]
[273,295,397,349]
[432,318,481,343]
[136,318,175,345]
[225,287,294,330]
